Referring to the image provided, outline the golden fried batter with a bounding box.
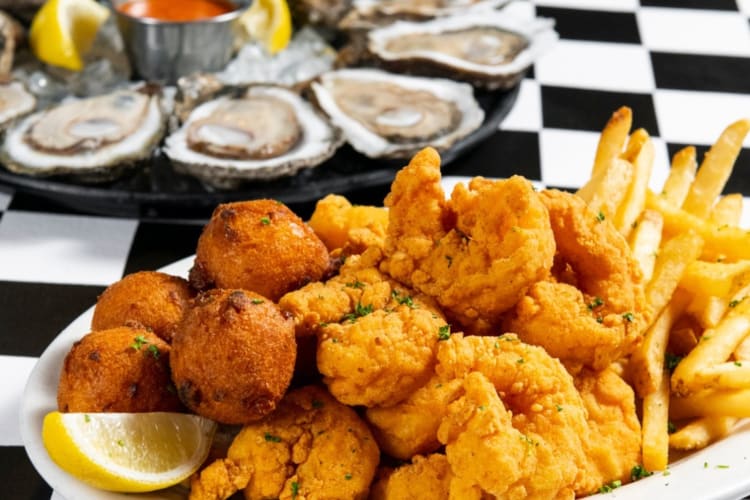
[308,194,388,254]
[190,200,331,301]
[91,271,194,343]
[380,147,555,334]
[57,325,181,413]
[190,385,379,500]
[574,367,642,495]
[171,289,296,424]
[281,249,447,407]
[370,454,452,500]
[505,190,647,370]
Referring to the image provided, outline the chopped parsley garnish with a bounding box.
[260,216,271,225]
[667,421,676,434]
[729,297,745,308]
[251,298,264,304]
[342,302,374,323]
[556,405,563,412]
[291,481,299,499]
[438,325,451,341]
[598,479,622,493]
[346,281,365,289]
[147,344,160,359]
[344,473,352,480]
[131,335,148,350]
[596,316,604,324]
[392,290,415,308]
[516,357,525,364]
[622,312,635,322]
[735,361,743,367]
[312,399,324,409]
[596,211,606,222]
[588,297,604,310]
[445,255,453,267]
[84,414,91,423]
[665,352,683,373]
[264,432,282,443]
[117,439,125,447]
[631,464,653,481]
[716,464,730,469]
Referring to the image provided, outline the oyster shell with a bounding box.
[2,88,165,180]
[0,80,35,129]
[366,10,557,89]
[310,68,484,159]
[339,0,510,30]
[164,85,343,188]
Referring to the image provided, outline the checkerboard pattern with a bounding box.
[1,1,750,498]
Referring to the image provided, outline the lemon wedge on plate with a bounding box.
[29,0,110,71]
[239,0,292,54]
[42,411,217,493]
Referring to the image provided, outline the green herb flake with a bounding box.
[588,297,604,310]
[704,462,709,469]
[494,341,500,349]
[438,325,451,341]
[478,405,485,411]
[346,281,366,289]
[596,316,604,324]
[630,464,652,481]
[84,414,91,423]
[445,255,453,267]
[735,361,743,367]
[312,399,324,409]
[622,312,635,322]
[260,216,271,225]
[517,357,525,364]
[117,439,125,447]
[291,481,299,499]
[729,297,745,308]
[556,405,563,412]
[392,290,415,308]
[663,469,671,476]
[598,479,622,493]
[667,421,676,434]
[342,302,374,323]
[344,473,352,480]
[147,344,160,359]
[716,464,730,469]
[264,432,282,443]
[251,298,264,304]
[596,211,606,223]
[665,352,683,373]
[131,335,148,351]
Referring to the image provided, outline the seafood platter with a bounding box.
[0,0,557,217]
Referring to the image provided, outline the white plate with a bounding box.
[19,189,750,500]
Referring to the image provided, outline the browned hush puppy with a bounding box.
[170,289,296,425]
[57,325,182,413]
[91,271,195,343]
[189,199,331,302]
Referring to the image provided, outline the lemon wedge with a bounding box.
[29,0,110,71]
[239,0,292,54]
[42,411,217,493]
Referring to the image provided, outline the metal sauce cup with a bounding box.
[109,0,250,83]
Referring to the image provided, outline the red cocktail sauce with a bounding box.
[117,0,236,22]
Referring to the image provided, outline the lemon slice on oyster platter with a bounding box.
[29,0,110,71]
[42,411,216,493]
[239,0,292,54]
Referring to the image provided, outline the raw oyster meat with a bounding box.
[0,80,35,129]
[164,85,342,188]
[2,88,165,179]
[310,68,483,159]
[339,0,510,30]
[367,10,557,89]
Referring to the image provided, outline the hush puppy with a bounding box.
[57,325,181,413]
[189,200,331,301]
[170,289,296,425]
[91,271,195,343]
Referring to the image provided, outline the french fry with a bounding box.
[644,231,704,320]
[734,334,750,360]
[681,119,750,219]
[668,416,738,450]
[591,106,632,179]
[671,311,750,395]
[576,158,633,221]
[688,360,750,391]
[670,388,750,419]
[679,260,750,298]
[646,190,750,261]
[614,131,654,238]
[661,146,697,207]
[686,294,728,329]
[631,290,690,397]
[628,209,663,282]
[710,193,744,226]
[642,370,670,471]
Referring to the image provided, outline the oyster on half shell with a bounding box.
[164,85,343,188]
[310,68,484,159]
[339,0,510,30]
[0,80,35,129]
[2,88,165,180]
[367,11,558,89]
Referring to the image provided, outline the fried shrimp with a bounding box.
[280,249,447,407]
[574,366,642,495]
[435,334,590,500]
[370,454,452,500]
[505,189,647,370]
[380,147,555,334]
[189,386,379,500]
[308,194,389,254]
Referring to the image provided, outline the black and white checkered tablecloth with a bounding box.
[2,0,750,498]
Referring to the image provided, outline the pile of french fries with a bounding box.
[577,107,750,472]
